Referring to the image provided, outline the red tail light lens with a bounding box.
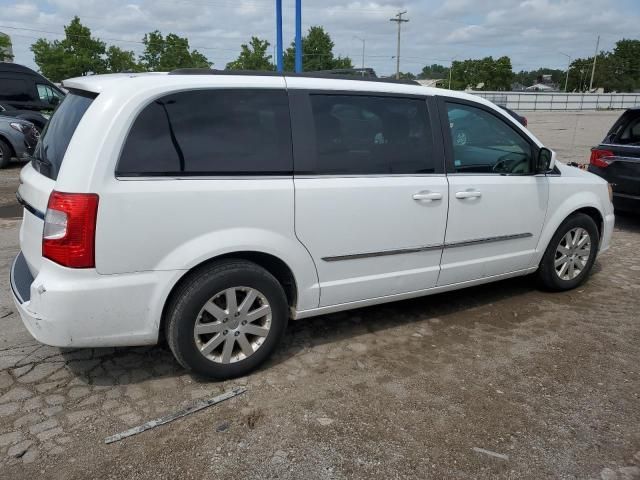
[522,117,528,127]
[42,191,99,268]
[590,149,615,168]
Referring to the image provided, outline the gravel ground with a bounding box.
[525,110,621,166]
[0,111,638,479]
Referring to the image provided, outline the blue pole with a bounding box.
[276,0,283,72]
[295,0,302,72]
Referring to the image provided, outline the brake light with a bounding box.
[522,117,528,127]
[42,191,99,268]
[590,149,615,168]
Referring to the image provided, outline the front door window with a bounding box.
[446,103,533,175]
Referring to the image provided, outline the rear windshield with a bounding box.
[604,109,640,145]
[31,90,95,179]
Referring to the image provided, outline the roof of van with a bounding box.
[61,71,483,104]
[0,62,43,75]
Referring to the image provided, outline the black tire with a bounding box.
[537,213,599,291]
[0,139,12,169]
[165,259,288,379]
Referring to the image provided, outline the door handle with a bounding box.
[455,190,482,199]
[413,192,443,201]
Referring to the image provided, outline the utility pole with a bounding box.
[589,35,600,92]
[389,11,408,79]
[354,36,365,74]
[448,58,456,89]
[559,51,571,92]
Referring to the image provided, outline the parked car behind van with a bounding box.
[588,107,640,212]
[11,71,614,379]
[0,102,49,132]
[0,115,38,168]
[0,62,64,112]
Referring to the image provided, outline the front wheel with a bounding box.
[0,140,12,169]
[537,213,599,291]
[165,260,288,379]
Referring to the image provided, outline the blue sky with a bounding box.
[1,0,639,76]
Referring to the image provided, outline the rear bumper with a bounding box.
[588,165,639,213]
[612,192,640,212]
[10,252,178,348]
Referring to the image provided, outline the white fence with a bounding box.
[468,91,640,111]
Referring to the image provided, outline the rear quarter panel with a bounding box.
[94,177,320,311]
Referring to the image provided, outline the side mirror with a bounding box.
[536,147,555,173]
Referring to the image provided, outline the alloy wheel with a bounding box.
[193,286,272,364]
[554,227,592,281]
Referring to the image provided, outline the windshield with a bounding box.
[32,91,95,180]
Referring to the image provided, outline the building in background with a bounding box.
[0,33,14,62]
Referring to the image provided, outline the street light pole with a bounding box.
[275,0,283,72]
[559,51,571,92]
[295,0,302,73]
[389,11,408,79]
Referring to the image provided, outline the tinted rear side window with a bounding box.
[303,94,434,175]
[117,89,292,176]
[32,91,94,180]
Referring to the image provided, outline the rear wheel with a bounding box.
[537,213,599,291]
[165,260,288,379]
[0,139,12,168]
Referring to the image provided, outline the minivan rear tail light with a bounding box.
[590,149,615,168]
[42,191,99,268]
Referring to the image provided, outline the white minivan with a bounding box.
[11,71,614,379]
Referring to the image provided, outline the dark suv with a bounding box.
[0,62,64,112]
[588,108,640,212]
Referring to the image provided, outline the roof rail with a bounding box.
[168,68,420,86]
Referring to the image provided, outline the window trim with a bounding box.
[436,96,540,176]
[289,89,445,176]
[114,88,294,178]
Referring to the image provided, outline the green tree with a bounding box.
[449,56,513,90]
[567,39,640,92]
[226,37,274,71]
[140,31,211,71]
[418,64,449,79]
[106,46,140,73]
[31,16,106,81]
[283,26,352,72]
[0,34,13,62]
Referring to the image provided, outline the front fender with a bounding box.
[533,185,610,267]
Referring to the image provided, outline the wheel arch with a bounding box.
[534,195,606,267]
[159,251,299,342]
[572,206,603,240]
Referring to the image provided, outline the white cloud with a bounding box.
[0,0,638,76]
